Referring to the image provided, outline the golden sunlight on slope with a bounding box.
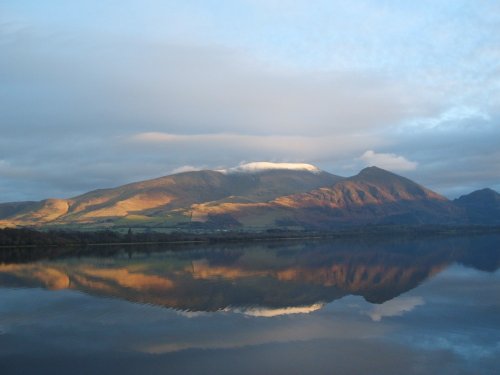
[67,196,116,214]
[14,199,70,224]
[0,166,461,228]
[79,193,174,218]
[273,180,446,210]
[189,202,270,222]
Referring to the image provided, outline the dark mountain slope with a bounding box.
[261,167,464,228]
[455,188,500,224]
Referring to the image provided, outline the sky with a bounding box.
[1,0,499,201]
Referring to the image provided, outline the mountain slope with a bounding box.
[275,167,462,227]
[189,167,463,228]
[455,188,500,224]
[1,164,494,230]
[0,164,342,227]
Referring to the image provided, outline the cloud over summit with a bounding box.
[360,150,418,172]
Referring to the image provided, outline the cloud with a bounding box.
[0,1,499,200]
[0,30,436,139]
[404,106,491,131]
[368,296,425,322]
[170,165,203,174]
[126,132,386,178]
[128,132,383,159]
[385,114,500,197]
[217,162,320,174]
[360,150,418,171]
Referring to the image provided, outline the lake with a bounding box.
[1,235,499,374]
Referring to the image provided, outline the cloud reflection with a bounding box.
[367,296,425,322]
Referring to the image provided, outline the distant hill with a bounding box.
[0,162,498,230]
[455,188,500,224]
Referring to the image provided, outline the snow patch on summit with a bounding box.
[217,162,321,174]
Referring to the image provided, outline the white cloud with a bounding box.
[217,162,321,174]
[360,150,418,171]
[368,296,425,322]
[170,165,203,174]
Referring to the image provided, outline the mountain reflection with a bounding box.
[1,235,499,313]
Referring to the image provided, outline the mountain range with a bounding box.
[0,162,499,230]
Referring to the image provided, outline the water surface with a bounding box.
[1,235,499,374]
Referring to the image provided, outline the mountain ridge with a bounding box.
[0,165,342,227]
[0,163,498,229]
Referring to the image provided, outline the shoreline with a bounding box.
[1,224,500,250]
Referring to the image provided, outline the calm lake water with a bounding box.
[1,235,499,374]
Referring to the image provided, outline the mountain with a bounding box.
[0,162,496,230]
[274,166,463,226]
[189,166,463,229]
[455,188,500,224]
[0,163,342,228]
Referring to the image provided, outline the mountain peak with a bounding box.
[217,162,321,175]
[456,188,500,204]
[358,166,393,175]
[354,166,403,182]
[470,188,498,196]
[347,165,449,203]
[454,188,500,224]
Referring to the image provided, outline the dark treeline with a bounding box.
[1,225,500,249]
[1,225,500,264]
[0,228,206,247]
